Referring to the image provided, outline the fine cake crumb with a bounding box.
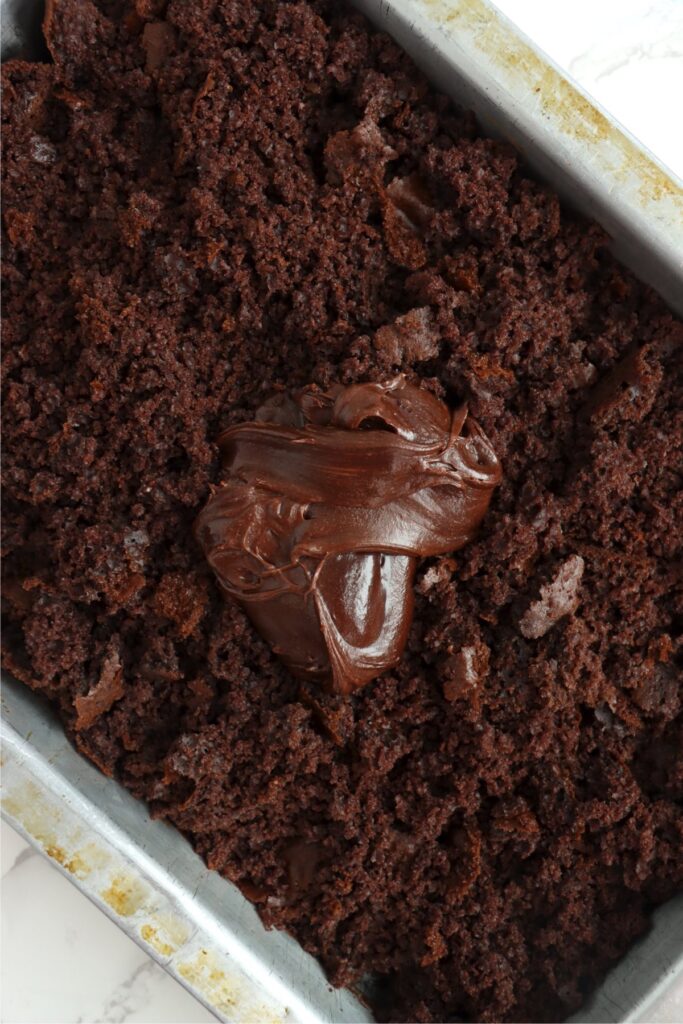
[324,117,397,185]
[386,173,434,233]
[442,642,489,701]
[141,20,176,72]
[73,640,124,731]
[2,3,682,1023]
[153,572,209,639]
[374,307,440,365]
[519,555,585,639]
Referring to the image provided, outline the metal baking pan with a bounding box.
[2,1,682,1021]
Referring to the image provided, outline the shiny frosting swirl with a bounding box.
[195,379,501,695]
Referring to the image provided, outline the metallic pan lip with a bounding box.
[359,0,683,316]
[1,685,369,1024]
[2,0,682,1021]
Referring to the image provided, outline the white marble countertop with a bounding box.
[2,2,682,1022]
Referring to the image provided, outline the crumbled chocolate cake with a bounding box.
[2,2,682,1021]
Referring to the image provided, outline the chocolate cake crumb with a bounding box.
[74,639,124,731]
[374,306,440,365]
[519,555,585,639]
[442,640,489,711]
[2,2,682,1022]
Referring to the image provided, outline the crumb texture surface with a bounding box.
[2,2,682,1021]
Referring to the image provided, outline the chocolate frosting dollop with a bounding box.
[195,379,501,695]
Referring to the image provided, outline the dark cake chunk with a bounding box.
[2,3,682,1022]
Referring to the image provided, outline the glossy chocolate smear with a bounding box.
[195,379,501,695]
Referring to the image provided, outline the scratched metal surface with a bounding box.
[2,1,682,1022]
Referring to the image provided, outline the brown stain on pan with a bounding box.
[100,872,150,916]
[420,0,682,207]
[2,777,285,1021]
[64,842,111,878]
[6,785,145,911]
[2,781,63,848]
[2,781,114,878]
[140,913,191,957]
[140,923,176,957]
[44,840,111,878]
[177,949,285,1022]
